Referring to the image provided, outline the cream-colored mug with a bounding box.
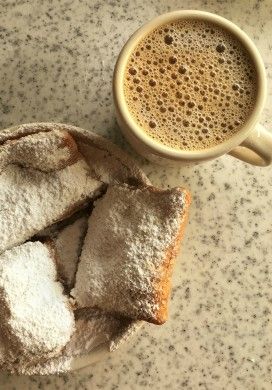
[113,10,272,166]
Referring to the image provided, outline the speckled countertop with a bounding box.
[0,0,271,389]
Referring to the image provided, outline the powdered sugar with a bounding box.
[72,185,189,324]
[54,216,88,290]
[8,308,132,375]
[0,147,9,173]
[0,122,150,186]
[6,130,79,172]
[0,242,75,361]
[0,124,156,374]
[0,159,103,254]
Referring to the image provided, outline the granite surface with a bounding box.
[0,0,271,389]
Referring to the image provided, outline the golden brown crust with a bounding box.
[153,189,191,325]
[58,131,80,168]
[129,186,191,325]
[108,185,190,325]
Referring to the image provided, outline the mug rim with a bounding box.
[113,10,267,161]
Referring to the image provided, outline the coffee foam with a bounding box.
[124,19,257,151]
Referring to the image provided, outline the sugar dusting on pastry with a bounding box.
[0,159,103,254]
[0,242,75,362]
[72,185,190,324]
[0,129,79,173]
[0,125,190,374]
[7,308,133,375]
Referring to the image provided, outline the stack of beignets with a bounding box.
[0,126,190,374]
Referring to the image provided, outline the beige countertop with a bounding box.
[0,0,271,389]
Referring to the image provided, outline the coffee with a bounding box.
[124,19,257,151]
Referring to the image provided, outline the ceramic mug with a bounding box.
[113,10,272,166]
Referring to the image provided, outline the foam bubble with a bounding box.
[124,18,257,151]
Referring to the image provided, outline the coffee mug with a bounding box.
[113,10,272,166]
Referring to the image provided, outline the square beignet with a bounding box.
[72,184,190,324]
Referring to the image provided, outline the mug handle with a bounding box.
[228,124,272,166]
